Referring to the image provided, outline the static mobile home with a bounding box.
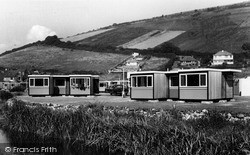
[129,68,241,101]
[130,71,170,100]
[28,75,99,96]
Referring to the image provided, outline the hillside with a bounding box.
[0,46,128,74]
[65,2,250,53]
[0,1,250,75]
[0,45,169,74]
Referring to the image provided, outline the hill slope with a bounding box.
[69,2,250,53]
[0,1,250,74]
[0,46,128,73]
[0,45,169,74]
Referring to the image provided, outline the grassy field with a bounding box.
[75,26,154,47]
[61,28,114,42]
[125,30,185,49]
[68,3,250,53]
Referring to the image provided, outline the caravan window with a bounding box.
[180,73,207,87]
[131,75,153,87]
[30,78,49,87]
[187,75,199,86]
[30,79,34,86]
[200,74,206,86]
[180,75,186,86]
[148,76,152,86]
[138,76,147,87]
[170,76,178,87]
[35,79,43,86]
[71,77,90,88]
[132,77,136,87]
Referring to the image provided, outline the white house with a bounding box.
[239,76,250,96]
[126,59,139,66]
[212,50,234,65]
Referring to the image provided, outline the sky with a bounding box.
[0,0,247,53]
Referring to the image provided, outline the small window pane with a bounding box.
[35,79,43,86]
[181,75,186,86]
[71,78,75,85]
[187,75,199,86]
[200,74,206,86]
[138,76,147,87]
[30,79,34,86]
[86,78,90,87]
[100,83,104,87]
[132,77,136,87]
[44,79,48,86]
[170,76,178,86]
[148,76,152,86]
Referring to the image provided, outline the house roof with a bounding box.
[180,56,197,62]
[177,68,241,73]
[214,50,233,56]
[128,68,241,76]
[28,74,99,77]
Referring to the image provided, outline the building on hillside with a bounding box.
[126,59,139,66]
[0,81,20,90]
[0,71,21,90]
[179,56,200,67]
[212,50,234,65]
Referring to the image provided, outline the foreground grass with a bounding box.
[2,99,250,155]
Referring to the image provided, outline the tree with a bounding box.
[242,42,250,51]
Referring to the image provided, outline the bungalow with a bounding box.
[28,74,99,96]
[129,68,241,101]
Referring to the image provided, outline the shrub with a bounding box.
[0,90,13,101]
[10,85,26,92]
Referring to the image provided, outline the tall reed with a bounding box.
[2,99,250,155]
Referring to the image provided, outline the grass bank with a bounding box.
[2,99,250,154]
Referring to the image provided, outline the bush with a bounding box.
[0,90,13,101]
[10,85,26,92]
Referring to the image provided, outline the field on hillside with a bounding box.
[124,30,185,49]
[61,28,114,42]
[0,46,129,73]
[75,26,154,46]
[70,3,250,53]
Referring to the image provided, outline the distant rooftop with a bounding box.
[214,50,233,56]
[179,56,197,62]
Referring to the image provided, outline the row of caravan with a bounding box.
[28,68,243,100]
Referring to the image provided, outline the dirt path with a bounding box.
[16,94,250,113]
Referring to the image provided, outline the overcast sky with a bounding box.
[0,0,246,53]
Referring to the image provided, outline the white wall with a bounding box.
[239,77,250,96]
